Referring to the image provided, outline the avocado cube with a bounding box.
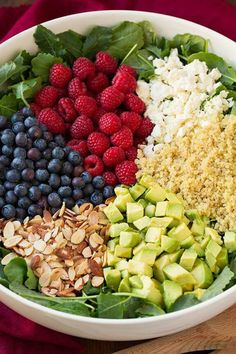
[121,269,129,278]
[139,175,155,188]
[129,184,146,200]
[129,275,143,289]
[115,259,129,271]
[119,231,141,248]
[161,235,179,253]
[151,217,173,228]
[133,240,146,255]
[166,191,183,204]
[107,251,122,266]
[206,239,222,258]
[118,277,131,292]
[205,227,223,245]
[133,247,158,266]
[182,215,190,226]
[168,218,181,228]
[145,227,164,243]
[153,254,170,282]
[105,269,121,291]
[168,223,192,241]
[191,219,205,236]
[137,198,148,208]
[146,243,163,257]
[155,201,169,217]
[107,238,119,252]
[114,186,129,196]
[132,275,163,306]
[191,259,213,288]
[128,260,153,277]
[103,267,112,279]
[190,242,205,257]
[179,249,198,271]
[200,235,211,250]
[163,280,183,311]
[133,216,151,230]
[114,193,134,212]
[205,250,217,273]
[224,231,236,251]
[114,245,132,258]
[103,204,124,223]
[126,202,144,223]
[166,203,184,220]
[185,209,201,221]
[216,248,228,269]
[163,263,196,291]
[145,204,156,217]
[145,184,167,203]
[185,288,206,300]
[168,249,184,263]
[180,235,195,248]
[108,223,129,238]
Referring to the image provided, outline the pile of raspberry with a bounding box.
[32,51,154,186]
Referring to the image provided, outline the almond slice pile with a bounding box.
[0,203,110,297]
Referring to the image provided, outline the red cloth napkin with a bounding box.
[0,0,236,353]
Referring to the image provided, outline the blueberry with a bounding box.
[28,126,42,139]
[48,159,62,173]
[83,183,94,196]
[18,196,31,209]
[63,147,71,156]
[21,168,35,181]
[35,169,49,182]
[90,191,103,205]
[38,196,48,209]
[16,208,27,221]
[5,191,18,205]
[2,145,13,157]
[80,171,92,183]
[27,148,41,161]
[76,199,87,207]
[28,204,43,217]
[11,112,24,124]
[58,186,72,198]
[0,185,5,196]
[11,157,27,171]
[48,141,57,149]
[72,177,85,189]
[12,122,25,134]
[48,192,62,208]
[92,176,105,189]
[61,161,73,175]
[21,107,33,117]
[52,147,65,160]
[43,148,52,160]
[73,166,84,177]
[25,159,34,169]
[48,174,60,189]
[2,204,16,219]
[14,184,28,198]
[68,151,82,166]
[39,124,47,132]
[35,159,48,169]
[0,197,5,209]
[14,147,27,159]
[15,132,27,147]
[39,184,52,195]
[43,131,53,142]
[61,175,71,186]
[33,138,47,151]
[26,138,33,150]
[6,169,21,183]
[28,186,41,201]
[24,117,37,128]
[72,188,83,201]
[63,197,75,209]
[0,115,8,129]
[0,155,10,166]
[103,186,114,199]
[54,135,65,147]
[51,207,59,215]
[1,131,15,146]
[4,181,16,190]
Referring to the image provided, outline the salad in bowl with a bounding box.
[0,10,236,340]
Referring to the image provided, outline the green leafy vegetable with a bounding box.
[34,25,66,58]
[58,30,84,58]
[202,266,234,301]
[4,257,27,284]
[138,21,157,46]
[31,53,62,82]
[124,49,154,80]
[25,267,38,290]
[172,34,208,60]
[0,93,19,117]
[11,77,42,106]
[135,302,165,317]
[0,264,9,287]
[83,26,112,59]
[97,293,129,319]
[170,294,200,312]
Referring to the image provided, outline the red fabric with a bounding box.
[0,0,236,353]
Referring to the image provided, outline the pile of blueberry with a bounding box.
[0,108,114,220]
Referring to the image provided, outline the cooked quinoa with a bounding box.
[136,115,236,231]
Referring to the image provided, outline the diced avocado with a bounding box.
[114,186,129,196]
[205,227,223,245]
[133,240,146,255]
[163,263,196,291]
[153,254,170,282]
[114,245,132,258]
[129,183,146,200]
[180,235,195,248]
[161,235,179,253]
[128,260,153,277]
[179,249,198,271]
[114,193,134,212]
[206,239,222,258]
[186,288,206,300]
[105,269,121,291]
[118,277,131,292]
[132,275,163,305]
[133,216,151,230]
[119,231,141,248]
[168,249,184,263]
[126,203,144,223]
[224,231,236,251]
[108,223,129,238]
[104,204,124,223]
[185,209,201,221]
[107,251,122,266]
[191,259,213,288]
[115,259,129,271]
[166,191,182,204]
[133,247,158,266]
[145,184,167,203]
[146,243,163,257]
[182,215,190,226]
[168,218,181,228]
[190,242,205,257]
[205,250,217,273]
[145,227,164,243]
[166,203,184,220]
[155,201,169,217]
[129,275,143,289]
[168,223,192,241]
[107,238,119,252]
[151,217,173,228]
[163,280,183,311]
[216,248,228,269]
[139,175,155,188]
[200,235,211,250]
[103,267,112,279]
[137,198,148,208]
[191,219,205,236]
[121,269,129,278]
[145,204,156,217]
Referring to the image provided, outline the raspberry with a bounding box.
[126,146,138,161]
[87,72,109,93]
[35,86,59,108]
[84,155,104,176]
[57,87,67,99]
[49,63,72,88]
[120,111,142,133]
[74,95,97,117]
[67,139,89,157]
[30,103,41,116]
[135,117,154,138]
[93,107,106,124]
[70,115,94,139]
[95,51,118,75]
[133,136,144,146]
[67,139,80,146]
[115,160,138,185]
[38,108,65,134]
[103,146,125,167]
[118,64,137,78]
[68,78,88,100]
[87,132,110,156]
[100,86,124,111]
[103,171,118,186]
[99,112,121,135]
[73,57,96,80]
[111,127,133,149]
[124,93,145,114]
[58,97,77,123]
[112,71,136,94]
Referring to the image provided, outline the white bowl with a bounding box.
[1,10,236,341]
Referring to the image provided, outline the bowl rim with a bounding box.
[0,9,236,323]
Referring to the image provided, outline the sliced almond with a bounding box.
[76,241,88,254]
[64,259,74,267]
[39,272,51,287]
[55,232,64,243]
[90,232,104,245]
[25,246,34,256]
[44,231,52,243]
[12,220,21,231]
[34,240,46,252]
[51,226,59,238]
[57,288,76,297]
[68,267,75,281]
[88,211,99,225]
[48,261,63,268]
[50,279,62,289]
[56,248,72,260]
[51,268,62,281]
[74,277,83,290]
[43,210,52,223]
[41,287,57,296]
[59,202,66,217]
[43,245,54,255]
[75,259,88,275]
[1,252,17,265]
[62,227,72,240]
[30,254,43,270]
[71,229,85,244]
[18,240,31,248]
[3,222,15,239]
[82,246,92,258]
[82,274,90,284]
[91,276,104,287]
[89,259,103,276]
[4,236,22,248]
